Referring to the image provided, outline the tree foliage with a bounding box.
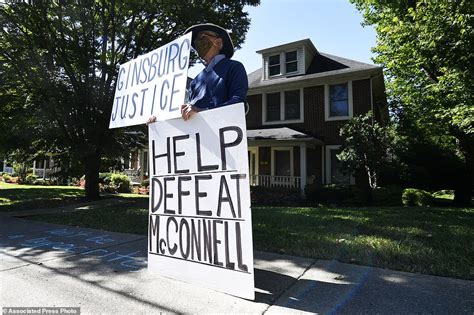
[351,0,473,205]
[0,1,259,199]
[337,112,398,189]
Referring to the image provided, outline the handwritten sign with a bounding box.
[147,103,254,300]
[109,32,192,128]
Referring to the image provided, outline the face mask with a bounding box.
[195,37,214,59]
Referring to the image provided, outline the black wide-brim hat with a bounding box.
[185,23,234,58]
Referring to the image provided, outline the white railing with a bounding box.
[4,167,14,174]
[33,168,57,179]
[249,175,301,189]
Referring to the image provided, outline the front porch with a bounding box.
[250,174,302,189]
[247,127,322,192]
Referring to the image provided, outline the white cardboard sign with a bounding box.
[147,103,255,300]
[109,32,192,128]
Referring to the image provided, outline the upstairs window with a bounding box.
[285,51,298,73]
[266,92,281,121]
[284,90,300,120]
[330,83,348,116]
[263,89,303,124]
[266,49,300,78]
[325,81,353,121]
[269,55,280,76]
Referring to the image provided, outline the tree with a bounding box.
[0,1,259,199]
[337,112,398,191]
[351,0,473,205]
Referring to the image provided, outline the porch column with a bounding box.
[33,160,36,176]
[139,150,145,183]
[43,159,46,179]
[300,143,307,194]
[3,160,6,172]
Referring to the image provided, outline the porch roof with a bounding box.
[247,127,322,145]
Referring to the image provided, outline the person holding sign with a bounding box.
[148,23,248,123]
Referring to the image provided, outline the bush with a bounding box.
[372,186,403,206]
[305,184,354,205]
[251,186,302,206]
[110,173,131,193]
[99,172,113,185]
[25,174,38,185]
[141,178,150,187]
[2,174,12,183]
[402,188,434,207]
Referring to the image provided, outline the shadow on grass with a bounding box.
[251,206,474,280]
[0,186,86,212]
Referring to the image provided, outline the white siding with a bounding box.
[263,56,268,80]
[297,47,304,74]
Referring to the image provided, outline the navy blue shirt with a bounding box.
[188,55,248,110]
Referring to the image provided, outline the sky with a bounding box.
[188,0,377,78]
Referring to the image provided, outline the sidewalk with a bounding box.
[1,216,473,314]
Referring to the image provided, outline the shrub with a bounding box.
[251,186,302,206]
[402,188,434,207]
[372,186,403,206]
[110,173,131,193]
[141,178,150,187]
[25,174,38,185]
[306,184,354,205]
[100,183,117,193]
[2,174,12,183]
[99,172,113,185]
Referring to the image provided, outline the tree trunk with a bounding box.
[453,132,473,206]
[84,149,101,200]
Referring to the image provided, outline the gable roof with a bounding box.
[248,51,381,93]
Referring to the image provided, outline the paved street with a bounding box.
[1,216,473,314]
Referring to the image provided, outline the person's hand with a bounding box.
[146,116,157,125]
[181,104,201,121]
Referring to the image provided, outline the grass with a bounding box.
[0,181,85,212]
[29,200,474,280]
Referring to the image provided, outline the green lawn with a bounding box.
[28,198,473,280]
[0,181,85,212]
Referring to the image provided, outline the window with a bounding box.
[325,145,353,185]
[266,50,300,78]
[284,90,300,120]
[325,81,353,121]
[263,89,303,124]
[271,147,294,185]
[285,51,298,73]
[266,92,281,121]
[269,54,280,76]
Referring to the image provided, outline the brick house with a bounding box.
[245,39,387,192]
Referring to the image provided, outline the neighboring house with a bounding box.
[32,155,60,179]
[245,38,387,192]
[1,159,14,174]
[123,148,149,184]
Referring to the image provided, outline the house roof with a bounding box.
[247,127,322,144]
[247,52,381,93]
[256,38,318,56]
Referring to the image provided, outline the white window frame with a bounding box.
[268,54,281,77]
[284,50,298,75]
[262,88,304,125]
[325,145,355,185]
[271,147,294,185]
[324,81,353,121]
[267,49,300,78]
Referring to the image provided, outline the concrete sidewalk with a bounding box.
[1,216,473,314]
